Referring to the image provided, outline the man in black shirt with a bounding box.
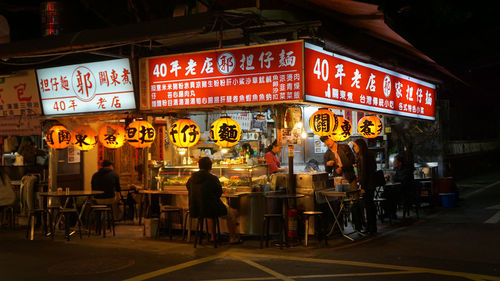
[91,160,121,220]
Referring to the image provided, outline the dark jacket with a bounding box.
[356,150,377,190]
[338,144,356,183]
[186,170,227,218]
[91,167,121,199]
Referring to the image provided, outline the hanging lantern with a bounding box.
[126,120,156,148]
[210,116,241,148]
[168,119,200,148]
[357,115,383,138]
[71,126,97,151]
[330,116,352,142]
[45,125,72,149]
[309,108,338,136]
[98,124,126,149]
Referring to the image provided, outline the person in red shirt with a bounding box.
[265,140,287,174]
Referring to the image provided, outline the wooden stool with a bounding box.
[87,205,115,238]
[194,216,221,248]
[158,205,183,240]
[302,211,326,247]
[260,213,286,249]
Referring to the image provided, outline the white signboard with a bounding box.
[37,58,136,116]
[0,70,41,117]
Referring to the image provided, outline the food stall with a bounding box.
[137,39,438,235]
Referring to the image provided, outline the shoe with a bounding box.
[229,239,243,245]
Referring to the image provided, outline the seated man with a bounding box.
[91,160,121,221]
[186,157,240,244]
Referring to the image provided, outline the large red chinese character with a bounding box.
[99,71,109,86]
[110,70,120,86]
[15,83,32,102]
[68,100,77,111]
[50,78,59,91]
[76,70,93,98]
[111,96,121,108]
[60,76,69,90]
[0,88,4,104]
[97,97,106,109]
[121,68,131,84]
[40,79,50,92]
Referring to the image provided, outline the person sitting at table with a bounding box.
[265,140,287,174]
[352,139,377,235]
[320,136,362,232]
[186,157,241,244]
[91,160,121,221]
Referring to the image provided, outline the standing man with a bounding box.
[320,136,362,232]
[91,160,121,221]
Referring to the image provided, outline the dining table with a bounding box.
[39,190,104,240]
[319,189,361,241]
[263,192,304,248]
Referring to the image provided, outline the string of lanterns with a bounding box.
[309,108,383,140]
[45,120,157,150]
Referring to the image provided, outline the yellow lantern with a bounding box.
[330,116,352,142]
[98,124,126,149]
[357,115,383,138]
[126,120,156,148]
[168,119,200,148]
[210,116,241,148]
[309,108,338,136]
[71,126,97,151]
[45,125,72,149]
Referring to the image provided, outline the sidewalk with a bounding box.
[454,166,500,198]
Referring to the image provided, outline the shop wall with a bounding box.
[83,147,98,191]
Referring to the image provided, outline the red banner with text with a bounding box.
[304,43,436,120]
[140,41,303,109]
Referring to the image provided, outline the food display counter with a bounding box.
[154,163,269,235]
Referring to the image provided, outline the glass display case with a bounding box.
[158,164,269,193]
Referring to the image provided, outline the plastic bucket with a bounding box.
[439,193,456,207]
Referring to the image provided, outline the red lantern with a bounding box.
[210,116,241,148]
[98,124,126,149]
[45,125,72,149]
[309,108,338,136]
[71,126,97,151]
[168,119,200,148]
[330,116,352,142]
[357,115,383,138]
[126,120,156,148]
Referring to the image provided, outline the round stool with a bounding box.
[87,205,115,238]
[302,211,326,247]
[158,205,183,240]
[260,213,286,249]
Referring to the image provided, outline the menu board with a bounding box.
[304,43,436,120]
[36,58,136,116]
[140,41,304,109]
[0,70,41,117]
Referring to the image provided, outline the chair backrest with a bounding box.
[0,173,16,207]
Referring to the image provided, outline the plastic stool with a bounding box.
[87,205,115,238]
[194,216,221,248]
[302,211,326,247]
[158,205,183,240]
[260,213,286,249]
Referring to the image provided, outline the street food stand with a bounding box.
[137,39,438,235]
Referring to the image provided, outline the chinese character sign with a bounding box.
[330,116,352,142]
[210,116,241,148]
[71,126,97,151]
[126,120,156,148]
[168,119,200,148]
[357,115,383,139]
[140,41,303,109]
[304,43,436,120]
[309,108,338,136]
[98,124,126,149]
[45,125,72,149]
[0,70,41,117]
[36,58,136,116]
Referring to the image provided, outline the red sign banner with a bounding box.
[140,41,304,109]
[304,43,436,120]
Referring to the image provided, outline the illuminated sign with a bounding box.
[0,70,41,117]
[139,41,303,109]
[36,58,136,116]
[305,43,436,120]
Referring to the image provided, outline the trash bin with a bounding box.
[439,193,456,208]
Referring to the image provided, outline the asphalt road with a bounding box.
[1,176,500,281]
